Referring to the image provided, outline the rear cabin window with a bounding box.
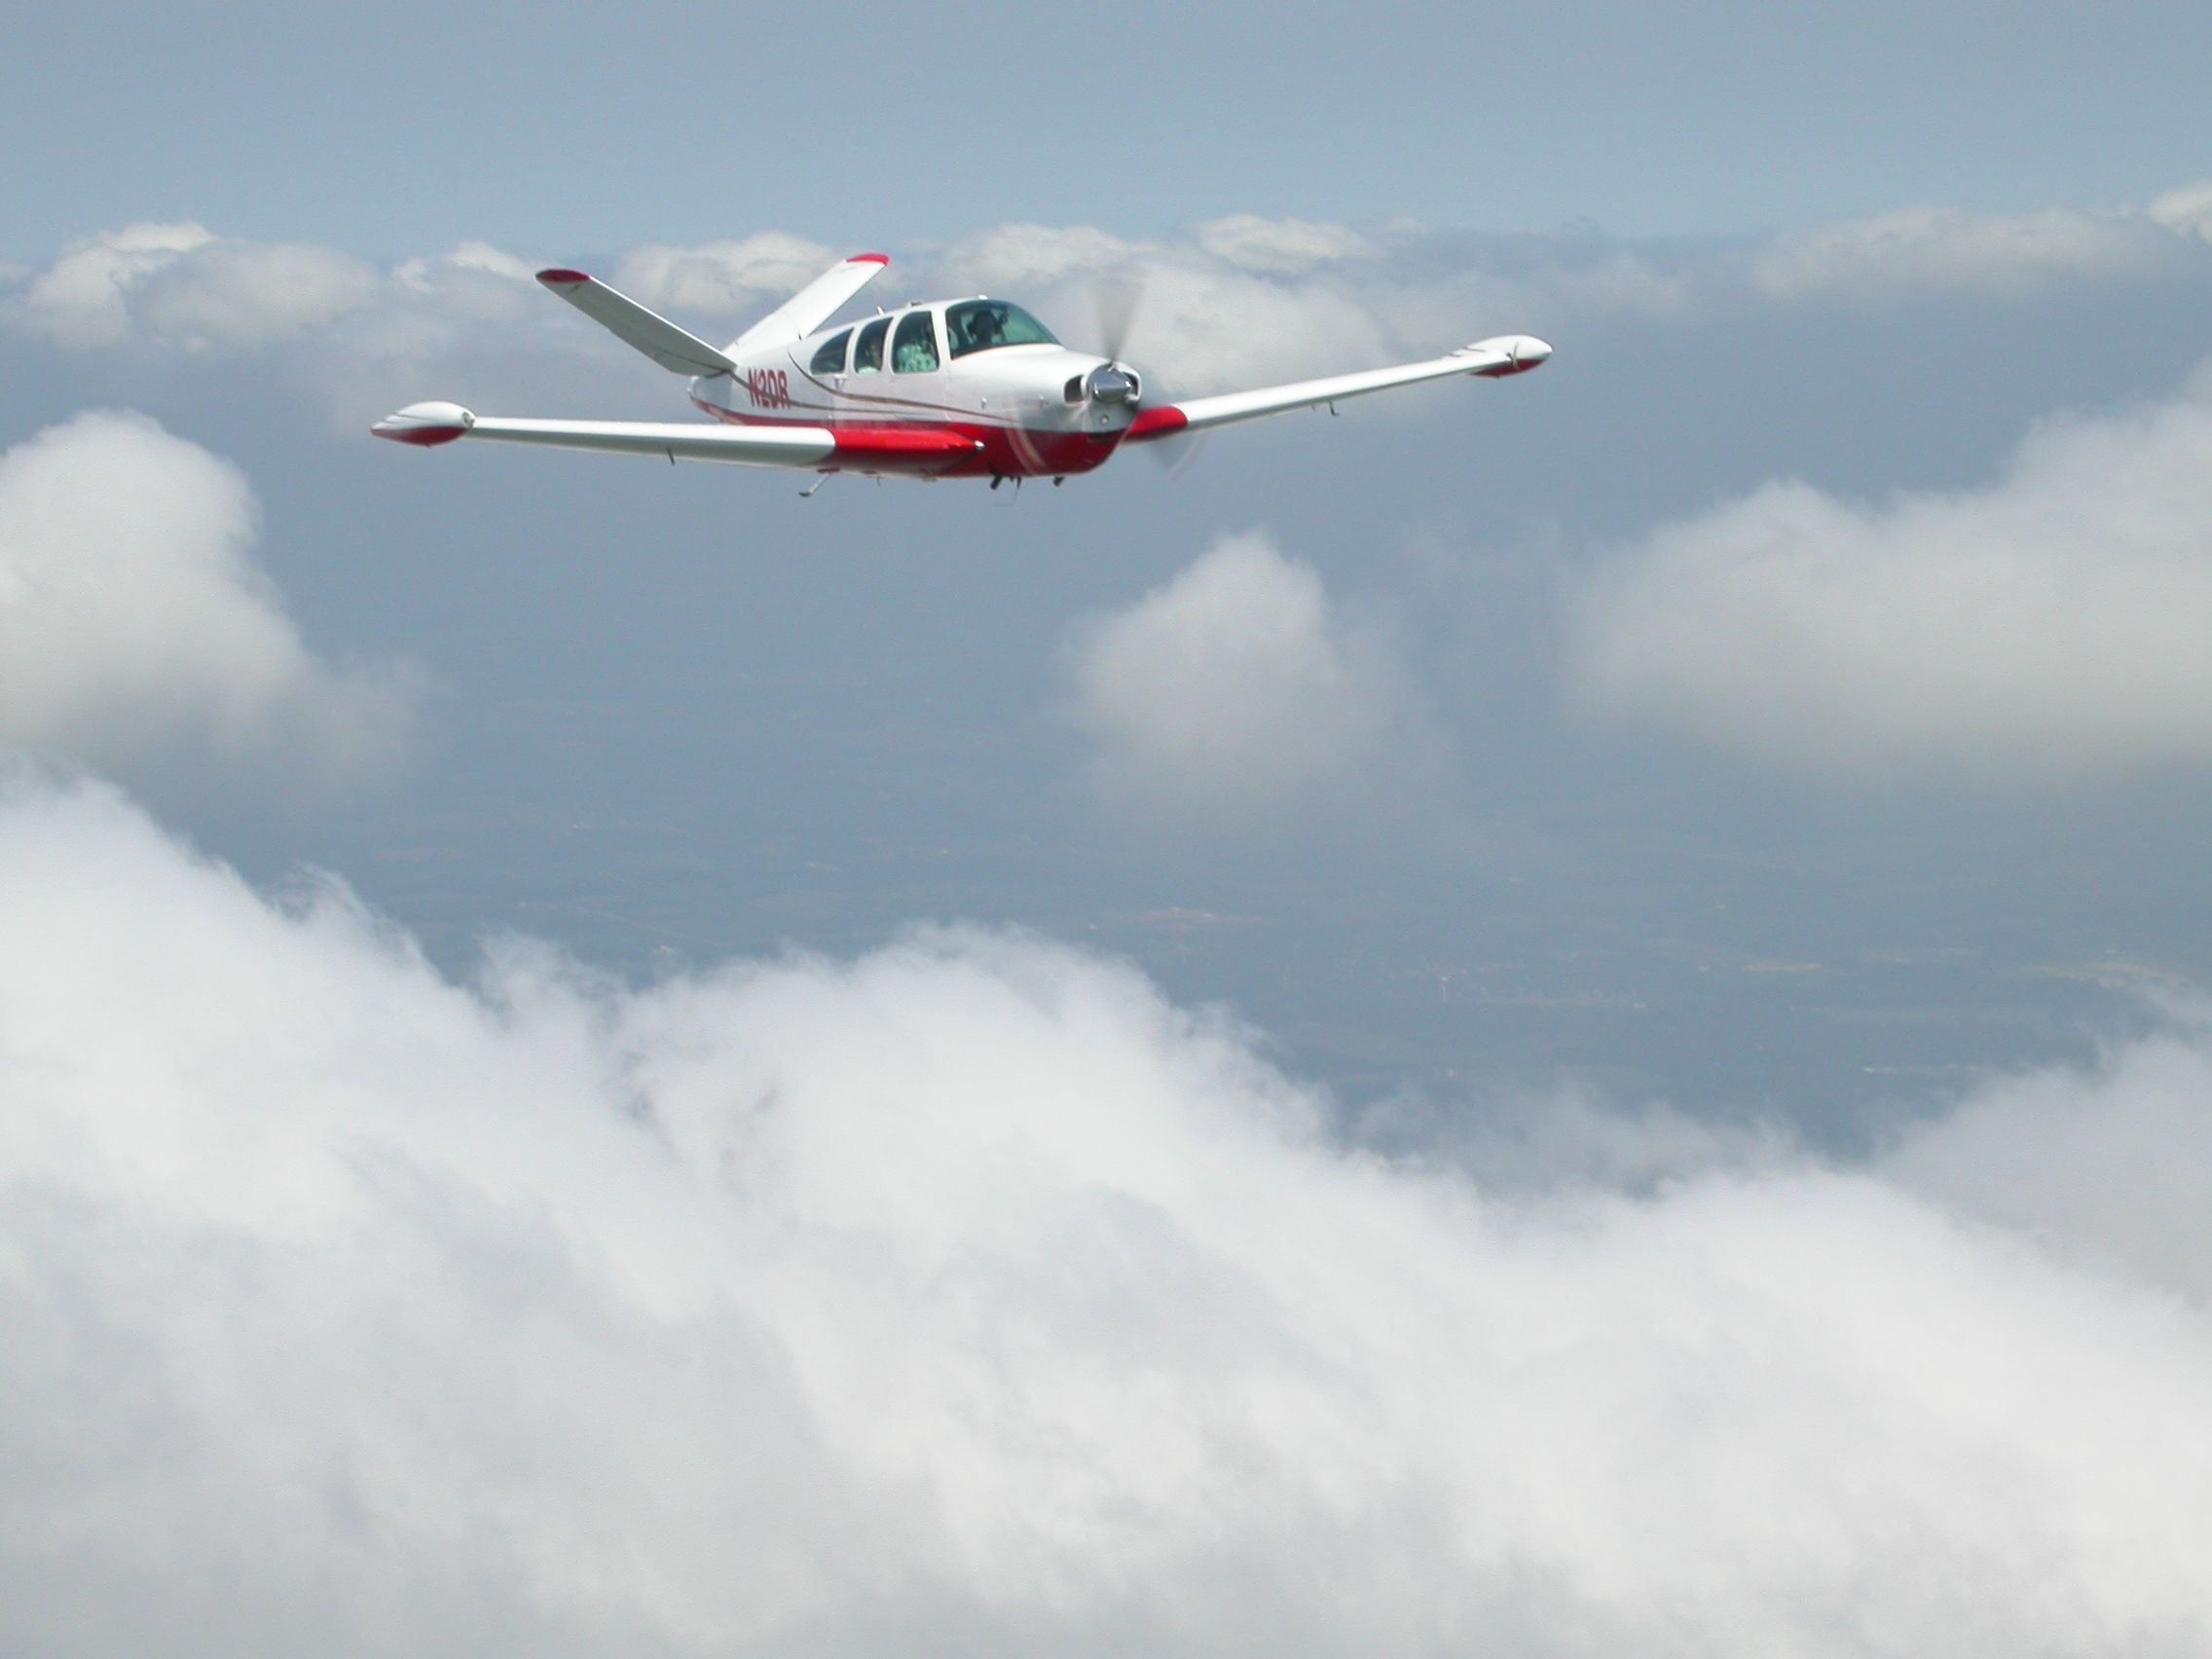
[853,316,890,375]
[892,311,940,374]
[946,300,1057,358]
[809,329,852,375]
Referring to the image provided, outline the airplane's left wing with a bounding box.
[732,253,892,350]
[1123,334,1551,442]
[372,401,978,473]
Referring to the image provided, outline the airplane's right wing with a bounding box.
[1124,334,1552,442]
[371,401,977,474]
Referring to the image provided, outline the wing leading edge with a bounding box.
[1123,333,1551,442]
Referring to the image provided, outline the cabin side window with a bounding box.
[809,329,852,376]
[853,316,890,375]
[892,310,940,374]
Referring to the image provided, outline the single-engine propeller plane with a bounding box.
[372,251,1551,486]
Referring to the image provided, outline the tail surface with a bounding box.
[729,253,890,350]
[535,269,736,376]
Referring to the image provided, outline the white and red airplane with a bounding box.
[372,251,1551,486]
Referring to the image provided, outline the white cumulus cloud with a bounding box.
[938,222,1135,292]
[13,187,2212,428]
[130,238,383,350]
[0,412,417,783]
[1193,214,1376,275]
[1884,990,2212,1301]
[1567,362,2212,783]
[1068,532,1415,824]
[2149,180,2212,242]
[390,239,538,292]
[9,222,379,350]
[2,773,2211,1657]
[1748,200,2181,299]
[611,233,837,319]
[0,226,591,421]
[1097,260,1400,394]
[933,227,1402,393]
[11,221,215,347]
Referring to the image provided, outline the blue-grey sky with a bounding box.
[8,0,2212,257]
[7,7,2212,1654]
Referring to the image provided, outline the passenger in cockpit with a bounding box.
[853,315,889,375]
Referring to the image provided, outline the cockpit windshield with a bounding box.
[945,299,1057,359]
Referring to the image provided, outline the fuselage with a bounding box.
[691,297,1132,480]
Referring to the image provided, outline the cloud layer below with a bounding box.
[0,412,416,782]
[1568,362,2212,782]
[2,774,2209,1658]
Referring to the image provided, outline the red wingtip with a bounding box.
[372,424,467,447]
[848,252,890,265]
[535,267,591,285]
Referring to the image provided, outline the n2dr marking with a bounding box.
[744,369,791,409]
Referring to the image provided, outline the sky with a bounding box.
[5,3,2212,1654]
[9,1,2212,253]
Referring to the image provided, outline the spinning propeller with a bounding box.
[1083,269,1146,408]
[1089,268,1203,474]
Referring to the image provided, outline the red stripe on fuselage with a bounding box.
[698,400,1127,479]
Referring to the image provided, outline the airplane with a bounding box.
[371,250,1551,487]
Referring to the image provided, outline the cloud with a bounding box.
[1066,533,1416,824]
[937,222,1135,292]
[0,227,596,422]
[611,233,837,319]
[1567,363,2212,783]
[3,771,2212,1657]
[1747,197,2192,300]
[2150,181,2212,242]
[129,239,384,350]
[11,222,216,347]
[390,239,538,293]
[1884,989,2212,1300]
[0,219,1538,399]
[1192,214,1376,275]
[9,222,379,350]
[1093,261,1403,394]
[934,227,1402,392]
[1362,1080,1788,1196]
[0,412,417,783]
[11,187,2212,426]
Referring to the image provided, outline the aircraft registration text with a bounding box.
[744,369,793,409]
